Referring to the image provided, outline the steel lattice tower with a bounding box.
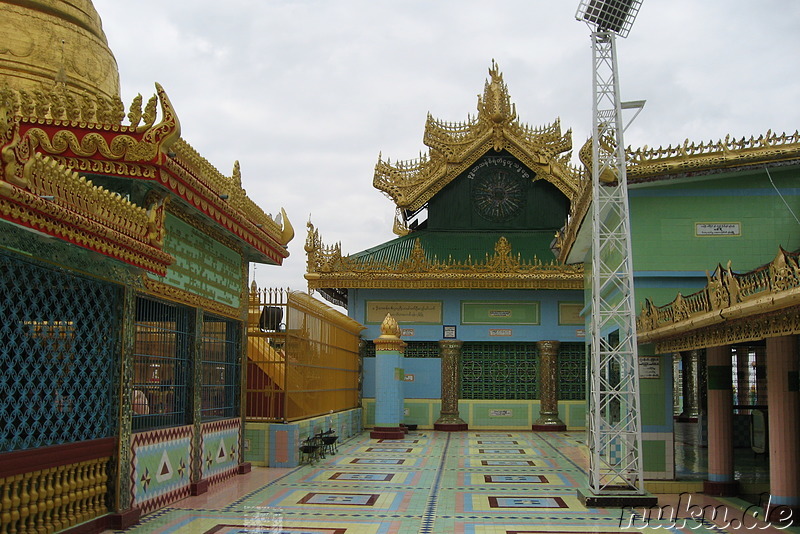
[576,0,647,497]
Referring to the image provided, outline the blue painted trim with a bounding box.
[629,187,800,198]
[708,473,734,482]
[770,495,800,506]
[635,271,708,278]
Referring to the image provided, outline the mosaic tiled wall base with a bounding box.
[130,425,193,514]
[244,407,363,467]
[363,399,586,430]
[201,418,241,486]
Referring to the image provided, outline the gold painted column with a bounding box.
[703,345,737,496]
[533,340,566,432]
[434,340,468,431]
[766,335,800,518]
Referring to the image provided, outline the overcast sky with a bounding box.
[92,0,800,297]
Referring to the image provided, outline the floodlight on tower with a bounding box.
[574,0,656,507]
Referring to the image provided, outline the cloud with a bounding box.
[91,0,800,300]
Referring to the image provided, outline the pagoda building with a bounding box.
[306,62,588,435]
[557,102,800,497]
[0,0,293,530]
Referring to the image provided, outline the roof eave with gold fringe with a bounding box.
[0,124,174,275]
[304,221,584,292]
[637,247,800,353]
[2,82,293,266]
[553,130,800,265]
[373,61,587,213]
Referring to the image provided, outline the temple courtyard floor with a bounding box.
[104,429,798,533]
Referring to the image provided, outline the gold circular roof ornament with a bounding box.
[0,0,120,102]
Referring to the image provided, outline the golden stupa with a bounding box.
[0,0,120,102]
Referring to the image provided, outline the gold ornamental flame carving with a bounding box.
[305,221,583,291]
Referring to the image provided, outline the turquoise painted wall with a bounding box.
[350,288,585,342]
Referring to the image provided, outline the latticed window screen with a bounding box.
[201,314,241,421]
[558,342,587,400]
[461,343,538,400]
[360,341,441,358]
[132,297,192,431]
[0,253,120,452]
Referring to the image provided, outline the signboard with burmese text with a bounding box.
[365,301,442,324]
[461,301,539,325]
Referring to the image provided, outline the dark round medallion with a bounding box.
[471,164,526,222]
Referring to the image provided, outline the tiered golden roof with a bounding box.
[0,80,293,266]
[373,61,586,212]
[0,0,294,268]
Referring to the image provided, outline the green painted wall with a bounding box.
[630,166,800,273]
[149,214,243,307]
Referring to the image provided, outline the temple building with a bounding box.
[0,0,293,531]
[307,62,589,436]
[307,60,800,507]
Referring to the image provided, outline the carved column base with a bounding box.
[191,479,209,495]
[370,426,405,439]
[532,420,566,432]
[703,479,738,496]
[434,413,468,431]
[109,507,141,530]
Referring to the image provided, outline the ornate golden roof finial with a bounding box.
[478,59,516,128]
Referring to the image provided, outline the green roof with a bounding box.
[350,229,558,264]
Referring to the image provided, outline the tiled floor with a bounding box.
[104,430,798,533]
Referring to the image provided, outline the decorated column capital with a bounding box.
[373,313,406,353]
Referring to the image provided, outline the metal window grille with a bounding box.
[559,342,587,400]
[0,253,120,452]
[132,297,192,431]
[359,340,439,358]
[201,314,240,421]
[461,343,539,400]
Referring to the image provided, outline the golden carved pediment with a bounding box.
[373,61,586,212]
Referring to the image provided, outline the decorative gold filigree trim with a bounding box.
[1,107,173,274]
[651,306,800,353]
[373,61,586,212]
[6,84,292,264]
[143,277,241,320]
[627,130,800,179]
[638,247,800,350]
[305,221,583,291]
[0,82,125,124]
